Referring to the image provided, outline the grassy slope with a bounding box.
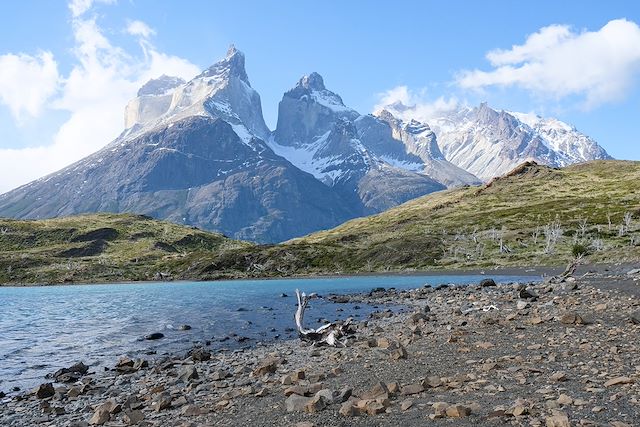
[0,213,250,284]
[1,160,639,284]
[285,160,640,271]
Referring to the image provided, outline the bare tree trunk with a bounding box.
[547,254,583,284]
[295,289,353,347]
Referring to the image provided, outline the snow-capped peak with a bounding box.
[137,75,185,97]
[297,72,326,91]
[123,45,270,141]
[198,44,250,84]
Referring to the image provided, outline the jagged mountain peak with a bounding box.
[297,72,326,91]
[198,44,249,84]
[124,45,269,140]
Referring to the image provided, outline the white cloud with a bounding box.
[127,20,156,39]
[0,52,59,121]
[0,2,201,194]
[68,0,115,18]
[457,19,640,108]
[374,85,459,123]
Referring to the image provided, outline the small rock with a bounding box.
[88,407,110,425]
[253,356,285,376]
[123,410,144,425]
[360,382,389,400]
[338,401,357,416]
[285,394,312,412]
[181,404,201,416]
[178,324,191,331]
[304,394,328,413]
[36,383,55,399]
[557,394,573,405]
[545,411,570,427]
[151,392,172,412]
[559,312,587,325]
[363,400,386,415]
[550,371,567,382]
[512,405,528,416]
[336,386,352,403]
[144,332,164,340]
[480,278,497,287]
[178,365,199,382]
[400,399,413,411]
[401,383,424,396]
[604,376,633,387]
[188,348,211,362]
[446,404,472,418]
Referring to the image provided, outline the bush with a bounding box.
[571,243,590,257]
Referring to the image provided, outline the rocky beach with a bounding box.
[1,264,638,427]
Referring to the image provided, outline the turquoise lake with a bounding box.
[0,274,538,394]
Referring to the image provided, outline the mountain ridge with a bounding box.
[0,46,614,242]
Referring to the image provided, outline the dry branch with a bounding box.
[294,289,354,347]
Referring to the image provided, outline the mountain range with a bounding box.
[0,46,612,242]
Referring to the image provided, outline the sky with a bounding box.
[0,0,639,193]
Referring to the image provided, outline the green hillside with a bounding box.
[0,213,250,284]
[1,160,639,284]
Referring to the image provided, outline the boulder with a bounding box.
[480,278,497,287]
[36,383,55,399]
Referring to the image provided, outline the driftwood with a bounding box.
[295,289,353,347]
[547,254,584,284]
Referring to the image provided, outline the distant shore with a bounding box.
[0,263,567,288]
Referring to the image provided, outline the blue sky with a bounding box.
[0,0,639,192]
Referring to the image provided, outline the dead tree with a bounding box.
[295,289,353,347]
[547,254,584,284]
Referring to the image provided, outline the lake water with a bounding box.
[0,274,537,393]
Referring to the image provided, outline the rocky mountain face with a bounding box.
[386,102,612,181]
[0,47,613,242]
[0,48,355,243]
[270,73,478,213]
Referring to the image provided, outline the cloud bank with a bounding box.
[0,2,200,193]
[457,19,640,108]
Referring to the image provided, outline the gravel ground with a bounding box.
[1,263,638,427]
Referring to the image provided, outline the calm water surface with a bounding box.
[0,274,537,393]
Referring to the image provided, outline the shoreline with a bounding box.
[0,263,570,288]
[1,264,638,426]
